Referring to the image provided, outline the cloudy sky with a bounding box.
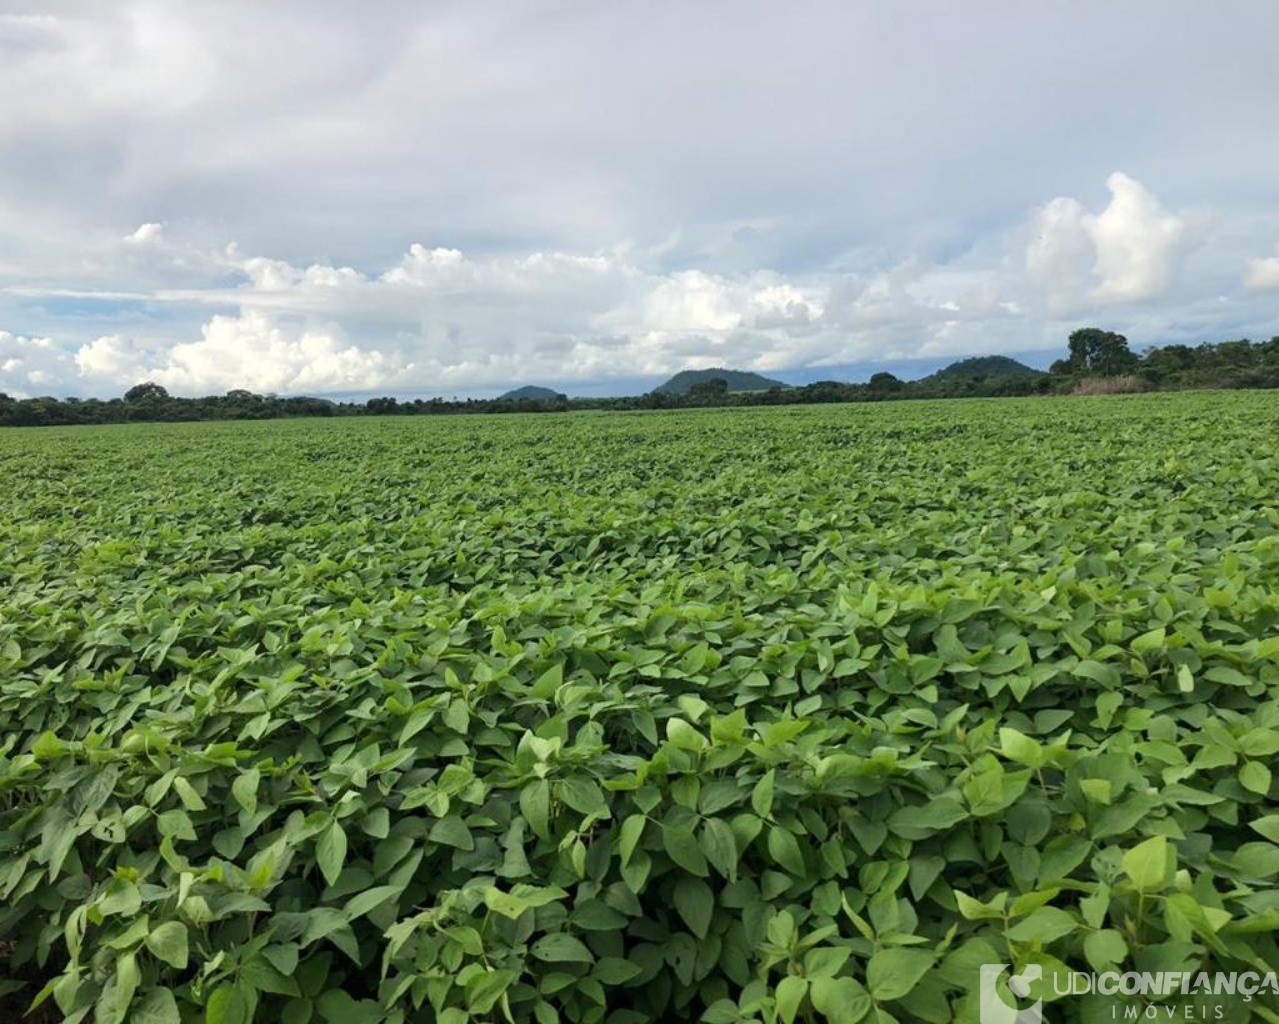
[2,2,1278,398]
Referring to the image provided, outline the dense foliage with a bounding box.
[2,394,1279,1023]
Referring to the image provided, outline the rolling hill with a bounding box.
[930,355,1043,379]
[498,385,567,401]
[654,368,787,395]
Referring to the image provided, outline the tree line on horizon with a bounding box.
[2,328,1279,427]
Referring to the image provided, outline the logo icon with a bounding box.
[979,963,1043,1024]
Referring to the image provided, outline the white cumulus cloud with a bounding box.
[0,329,69,397]
[75,334,146,379]
[1087,172,1187,301]
[639,271,744,333]
[139,312,399,394]
[1027,172,1188,311]
[124,222,164,246]
[1245,246,1279,290]
[70,313,404,395]
[15,234,1039,394]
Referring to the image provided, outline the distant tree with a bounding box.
[868,371,904,392]
[1093,338,1139,376]
[1216,339,1256,367]
[1067,328,1139,376]
[1066,331,1091,372]
[802,381,855,404]
[124,381,169,403]
[688,378,730,401]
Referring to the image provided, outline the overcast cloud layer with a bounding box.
[2,2,1278,398]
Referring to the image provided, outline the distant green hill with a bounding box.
[654,368,787,395]
[931,355,1043,379]
[498,385,566,401]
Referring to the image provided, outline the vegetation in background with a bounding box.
[498,387,570,403]
[929,355,1044,380]
[652,369,788,395]
[1053,328,1141,378]
[1070,376,1148,396]
[2,394,1279,1022]
[3,328,1279,427]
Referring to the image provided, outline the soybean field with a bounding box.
[3,392,1279,1023]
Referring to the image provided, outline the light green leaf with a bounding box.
[145,921,189,970]
[866,948,934,1002]
[1241,761,1271,795]
[1007,906,1078,945]
[1122,835,1170,892]
[666,718,707,752]
[810,976,872,1023]
[231,769,260,815]
[752,770,775,818]
[343,884,402,920]
[774,976,808,1024]
[1080,778,1112,805]
[1251,815,1279,844]
[206,985,251,1024]
[131,988,181,1024]
[1084,929,1128,970]
[999,727,1043,768]
[520,779,551,840]
[316,821,347,888]
[172,777,206,812]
